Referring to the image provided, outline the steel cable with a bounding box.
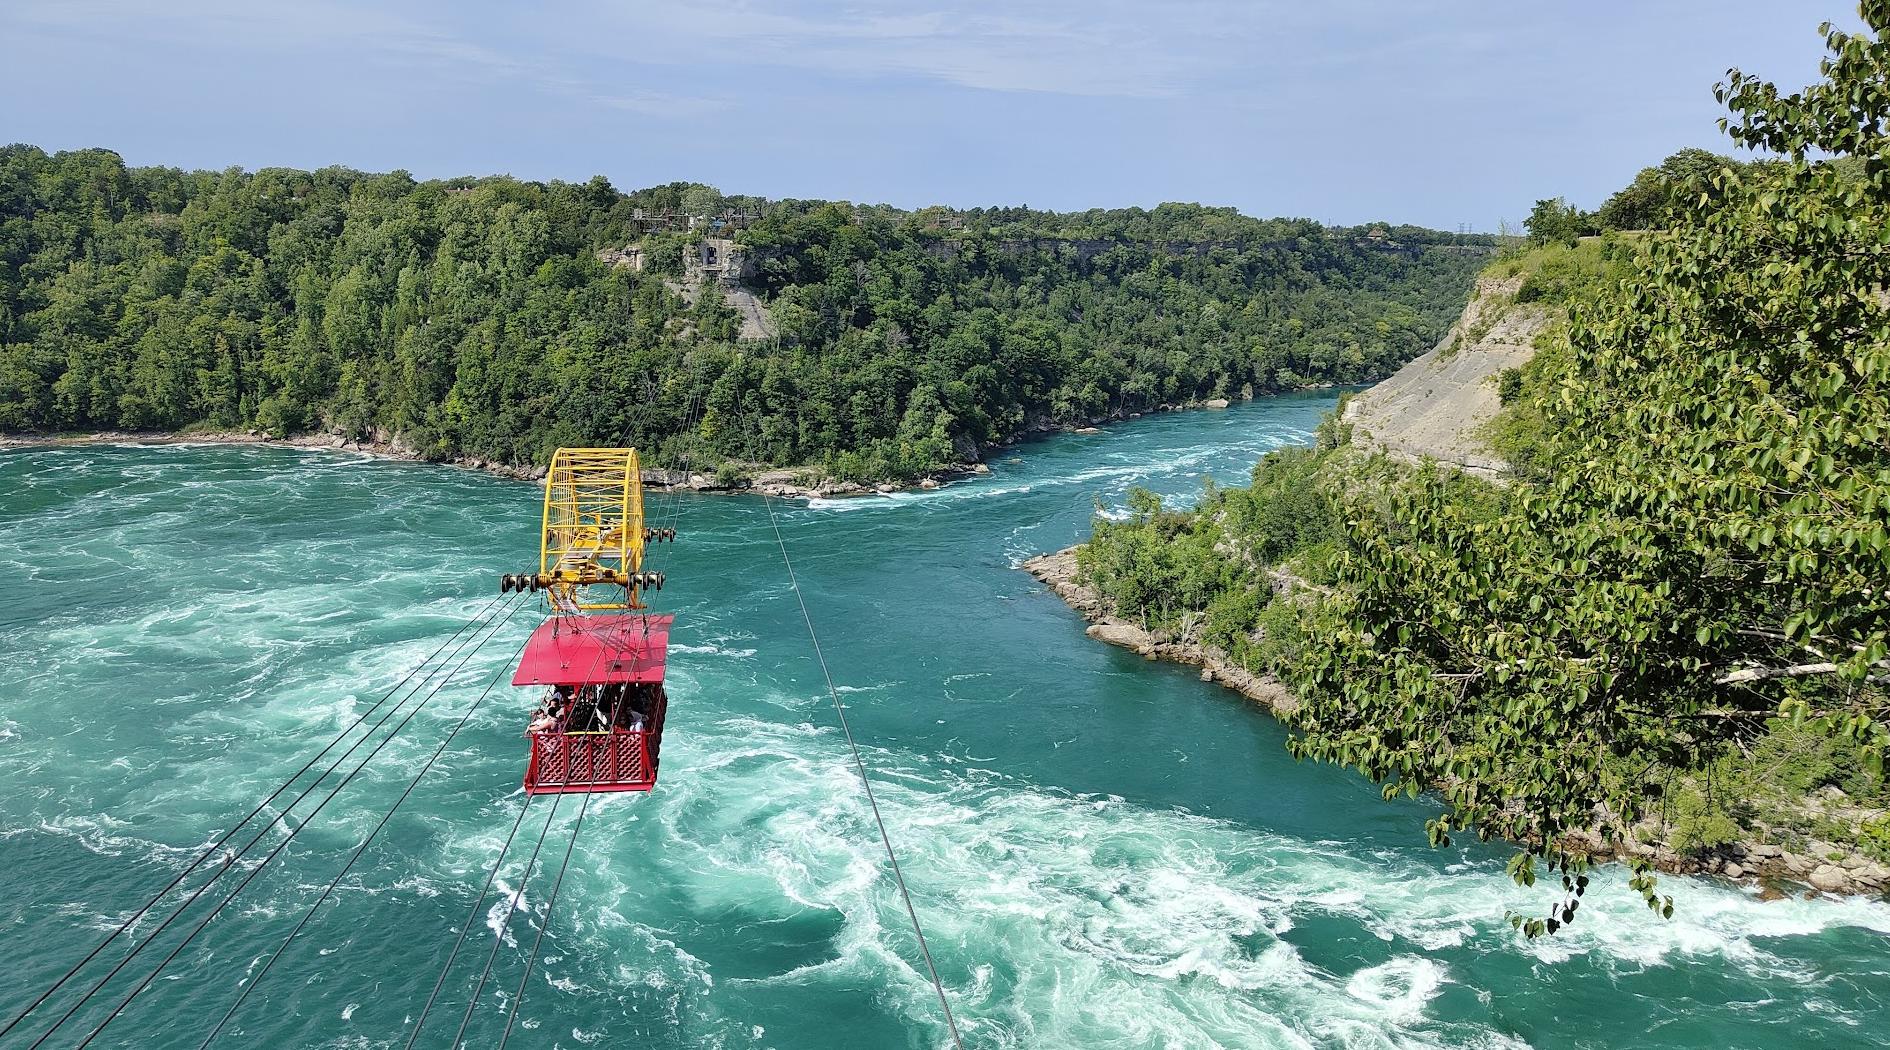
[444,635,612,1049]
[495,789,593,1050]
[447,792,562,1050]
[16,593,519,1046]
[0,592,512,1042]
[58,594,528,1050]
[643,370,708,582]
[759,490,966,1048]
[399,792,536,1050]
[724,378,963,1046]
[194,608,534,1048]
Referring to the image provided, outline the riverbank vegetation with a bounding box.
[1078,7,1890,929]
[0,150,1487,483]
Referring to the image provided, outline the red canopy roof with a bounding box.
[512,614,673,686]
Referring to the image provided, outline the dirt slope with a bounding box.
[1342,274,1547,477]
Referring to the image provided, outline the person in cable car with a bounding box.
[569,688,601,732]
[619,684,650,731]
[528,690,569,733]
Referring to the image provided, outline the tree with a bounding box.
[1595,148,1732,231]
[679,184,725,218]
[1524,197,1592,246]
[0,145,1489,479]
[1282,3,1890,935]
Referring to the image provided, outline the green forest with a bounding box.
[1078,11,1890,929]
[0,151,1487,481]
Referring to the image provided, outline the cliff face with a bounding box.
[1022,275,1536,704]
[1342,274,1548,477]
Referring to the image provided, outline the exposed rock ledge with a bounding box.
[1021,547,1296,716]
[1022,544,1890,899]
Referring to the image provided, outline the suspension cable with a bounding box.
[0,592,511,1042]
[440,615,619,1050]
[23,409,669,1044]
[401,792,535,1050]
[19,593,522,1048]
[196,615,534,1048]
[495,789,593,1050]
[636,391,704,651]
[646,375,696,522]
[759,491,965,1048]
[444,632,613,1049]
[664,370,709,513]
[448,792,563,1050]
[643,370,708,581]
[637,377,705,658]
[59,594,528,1050]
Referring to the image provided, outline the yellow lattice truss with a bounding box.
[538,447,646,611]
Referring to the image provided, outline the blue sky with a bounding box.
[0,1,1853,231]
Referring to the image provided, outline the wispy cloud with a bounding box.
[514,0,1505,102]
[2,0,1494,107]
[2,0,1815,231]
[584,1,1232,98]
[2,0,727,116]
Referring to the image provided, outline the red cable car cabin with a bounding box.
[512,614,672,794]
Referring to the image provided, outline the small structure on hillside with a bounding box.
[626,208,759,235]
[684,237,751,286]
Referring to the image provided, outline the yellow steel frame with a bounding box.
[539,447,645,611]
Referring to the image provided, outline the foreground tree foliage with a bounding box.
[1284,7,1890,933]
[1077,4,1890,933]
[0,152,1485,479]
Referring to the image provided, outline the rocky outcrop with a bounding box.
[595,246,646,271]
[1560,827,1890,898]
[660,239,777,342]
[722,286,778,341]
[1021,547,1296,715]
[1342,274,1548,478]
[1017,271,1890,901]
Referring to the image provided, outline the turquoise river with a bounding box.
[2,393,1887,1049]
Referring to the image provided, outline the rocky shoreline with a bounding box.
[0,390,1281,501]
[1021,547,1296,714]
[1023,544,1890,900]
[0,427,992,500]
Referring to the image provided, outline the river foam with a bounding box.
[502,707,1890,1049]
